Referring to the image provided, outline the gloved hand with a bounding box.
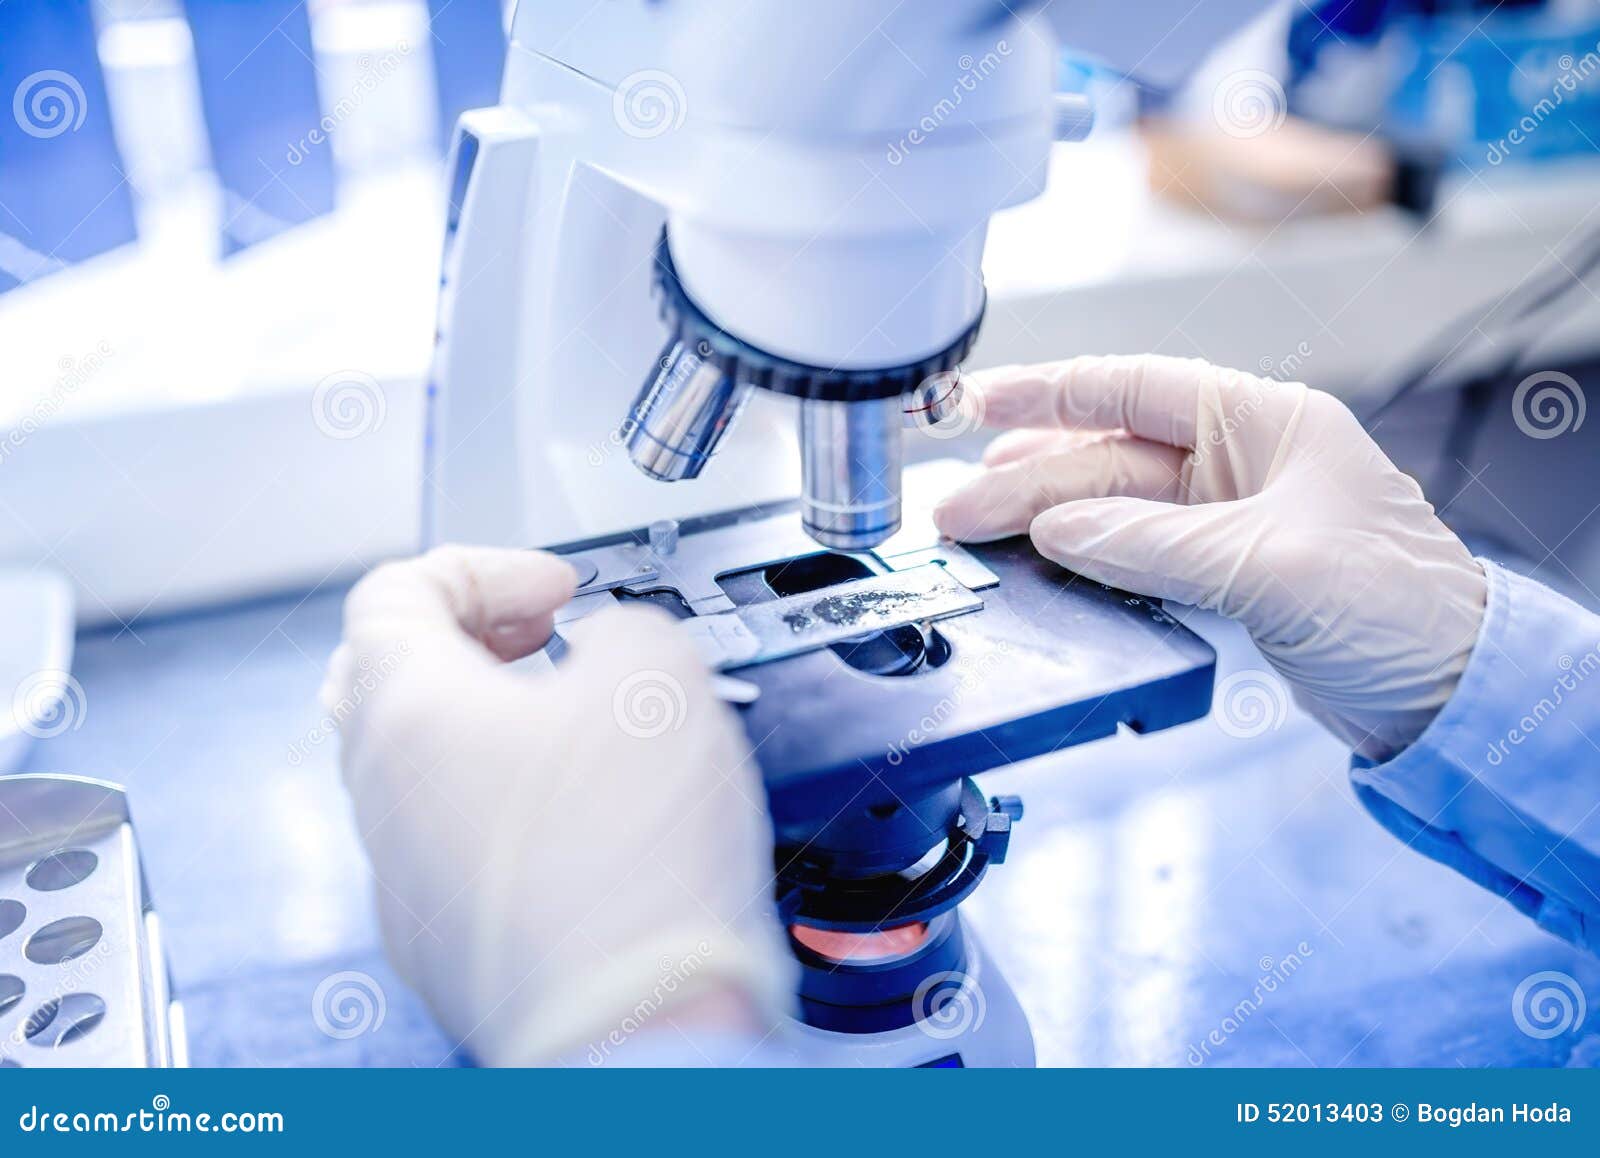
[322,546,794,1065]
[933,355,1486,761]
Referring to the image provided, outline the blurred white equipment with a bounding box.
[0,569,75,775]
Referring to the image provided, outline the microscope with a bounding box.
[426,0,1267,1067]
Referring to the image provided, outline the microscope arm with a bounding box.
[425,108,542,548]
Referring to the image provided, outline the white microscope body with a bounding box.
[428,1,1069,551]
[428,0,1268,1066]
[428,1,1266,549]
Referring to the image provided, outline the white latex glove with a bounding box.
[933,355,1486,761]
[322,546,794,1065]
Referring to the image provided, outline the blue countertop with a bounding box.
[19,586,1600,1067]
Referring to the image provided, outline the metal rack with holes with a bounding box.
[0,775,184,1067]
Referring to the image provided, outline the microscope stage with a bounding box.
[544,462,1216,832]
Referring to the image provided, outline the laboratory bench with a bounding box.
[16,575,1599,1068]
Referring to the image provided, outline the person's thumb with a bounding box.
[1028,495,1268,614]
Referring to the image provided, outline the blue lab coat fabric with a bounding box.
[1352,559,1600,955]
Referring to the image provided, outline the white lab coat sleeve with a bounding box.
[1351,558,1600,953]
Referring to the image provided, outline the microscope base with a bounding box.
[775,923,1035,1068]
